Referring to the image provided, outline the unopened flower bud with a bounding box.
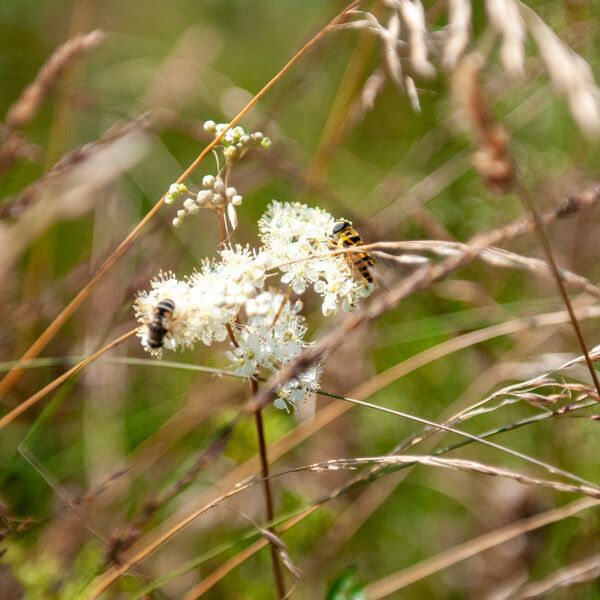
[213,178,226,194]
[197,190,213,205]
[202,175,215,188]
[224,146,239,161]
[203,120,216,133]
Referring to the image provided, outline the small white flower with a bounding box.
[225,291,321,409]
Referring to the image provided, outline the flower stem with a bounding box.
[252,378,286,599]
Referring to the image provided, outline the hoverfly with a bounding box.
[328,220,374,284]
[147,299,175,349]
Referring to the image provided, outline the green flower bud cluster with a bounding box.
[196,175,243,209]
[203,120,271,163]
[164,183,189,206]
[170,175,243,229]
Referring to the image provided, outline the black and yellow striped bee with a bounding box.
[148,299,175,349]
[328,220,375,284]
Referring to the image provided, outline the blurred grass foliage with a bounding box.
[2,0,600,598]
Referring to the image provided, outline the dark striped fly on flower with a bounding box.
[148,298,175,349]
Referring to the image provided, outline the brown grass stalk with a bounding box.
[516,181,600,399]
[182,507,317,600]
[0,328,137,431]
[455,53,600,400]
[512,552,600,599]
[0,0,359,401]
[364,498,600,599]
[253,399,287,599]
[0,30,107,176]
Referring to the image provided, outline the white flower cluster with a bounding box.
[134,245,268,353]
[203,120,272,163]
[226,291,321,410]
[136,197,375,409]
[259,201,374,315]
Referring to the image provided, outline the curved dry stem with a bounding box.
[0,328,137,431]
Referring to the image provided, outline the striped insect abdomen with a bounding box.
[341,231,374,283]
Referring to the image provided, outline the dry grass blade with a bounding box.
[322,393,599,490]
[398,0,435,77]
[443,0,471,69]
[0,329,137,431]
[0,30,107,176]
[182,508,316,600]
[454,53,600,402]
[364,498,600,599]
[371,239,600,299]
[3,30,106,131]
[518,1,600,136]
[486,0,525,78]
[354,304,600,406]
[304,454,600,500]
[512,553,600,599]
[0,0,359,401]
[0,113,156,220]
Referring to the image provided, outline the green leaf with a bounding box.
[326,566,367,600]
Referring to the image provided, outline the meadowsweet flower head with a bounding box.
[259,201,374,315]
[225,291,321,409]
[213,245,269,307]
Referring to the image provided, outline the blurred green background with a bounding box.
[2,1,600,598]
